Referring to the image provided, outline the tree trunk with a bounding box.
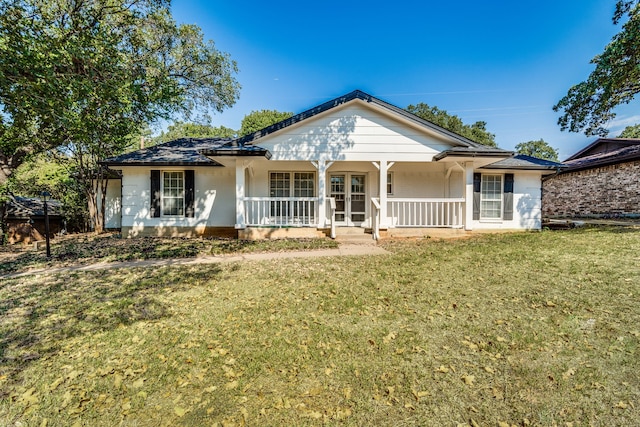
[86,174,105,234]
[99,174,109,233]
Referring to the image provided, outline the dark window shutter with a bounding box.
[185,170,195,218]
[503,173,514,220]
[473,173,481,220]
[150,170,160,218]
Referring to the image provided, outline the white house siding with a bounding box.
[119,166,236,237]
[104,178,122,229]
[257,102,458,162]
[472,171,543,230]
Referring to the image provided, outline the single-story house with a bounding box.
[543,138,640,219]
[101,90,562,239]
[4,193,64,244]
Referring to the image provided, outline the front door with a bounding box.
[330,174,367,226]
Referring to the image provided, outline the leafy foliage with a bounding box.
[554,1,640,136]
[406,103,497,147]
[154,121,237,144]
[618,124,640,137]
[239,110,294,136]
[515,139,559,161]
[0,0,240,231]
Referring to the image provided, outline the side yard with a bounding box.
[1,228,639,426]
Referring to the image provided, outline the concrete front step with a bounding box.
[335,232,377,245]
[334,227,368,236]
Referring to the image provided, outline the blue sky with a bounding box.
[171,0,639,160]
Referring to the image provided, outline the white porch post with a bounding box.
[235,160,247,229]
[464,161,474,231]
[379,160,388,228]
[313,160,332,227]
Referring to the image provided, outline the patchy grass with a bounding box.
[1,228,639,426]
[0,233,338,274]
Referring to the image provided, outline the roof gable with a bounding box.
[231,90,487,149]
[565,138,640,161]
[242,101,501,162]
[563,142,640,172]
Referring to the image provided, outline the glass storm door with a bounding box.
[330,175,347,224]
[349,175,366,225]
[330,174,366,226]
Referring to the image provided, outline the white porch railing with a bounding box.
[244,197,318,226]
[388,198,465,228]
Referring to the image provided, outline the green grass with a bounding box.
[1,228,639,426]
[0,233,338,274]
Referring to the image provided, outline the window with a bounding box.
[480,174,502,219]
[269,172,290,198]
[294,172,315,197]
[387,172,393,195]
[162,171,184,216]
[269,172,315,197]
[269,172,316,222]
[150,170,194,218]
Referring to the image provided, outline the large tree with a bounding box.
[618,124,640,137]
[554,1,640,136]
[515,139,559,161]
[154,121,237,144]
[0,0,240,232]
[239,110,293,136]
[406,103,497,147]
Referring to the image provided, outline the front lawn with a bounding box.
[1,228,638,425]
[0,233,339,275]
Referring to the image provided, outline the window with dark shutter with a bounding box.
[480,174,502,219]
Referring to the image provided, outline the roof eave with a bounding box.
[101,161,223,167]
[480,165,565,171]
[199,148,272,160]
[433,150,514,161]
[562,153,640,173]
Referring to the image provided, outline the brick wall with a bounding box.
[542,160,640,217]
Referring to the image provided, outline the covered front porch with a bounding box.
[234,159,473,239]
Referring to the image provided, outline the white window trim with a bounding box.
[387,172,393,195]
[480,174,503,221]
[161,170,185,217]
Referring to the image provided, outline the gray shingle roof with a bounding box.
[481,154,565,170]
[562,143,640,172]
[6,194,63,219]
[101,138,229,166]
[565,138,640,161]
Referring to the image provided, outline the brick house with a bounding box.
[542,138,640,218]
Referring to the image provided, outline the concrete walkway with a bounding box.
[1,244,389,280]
